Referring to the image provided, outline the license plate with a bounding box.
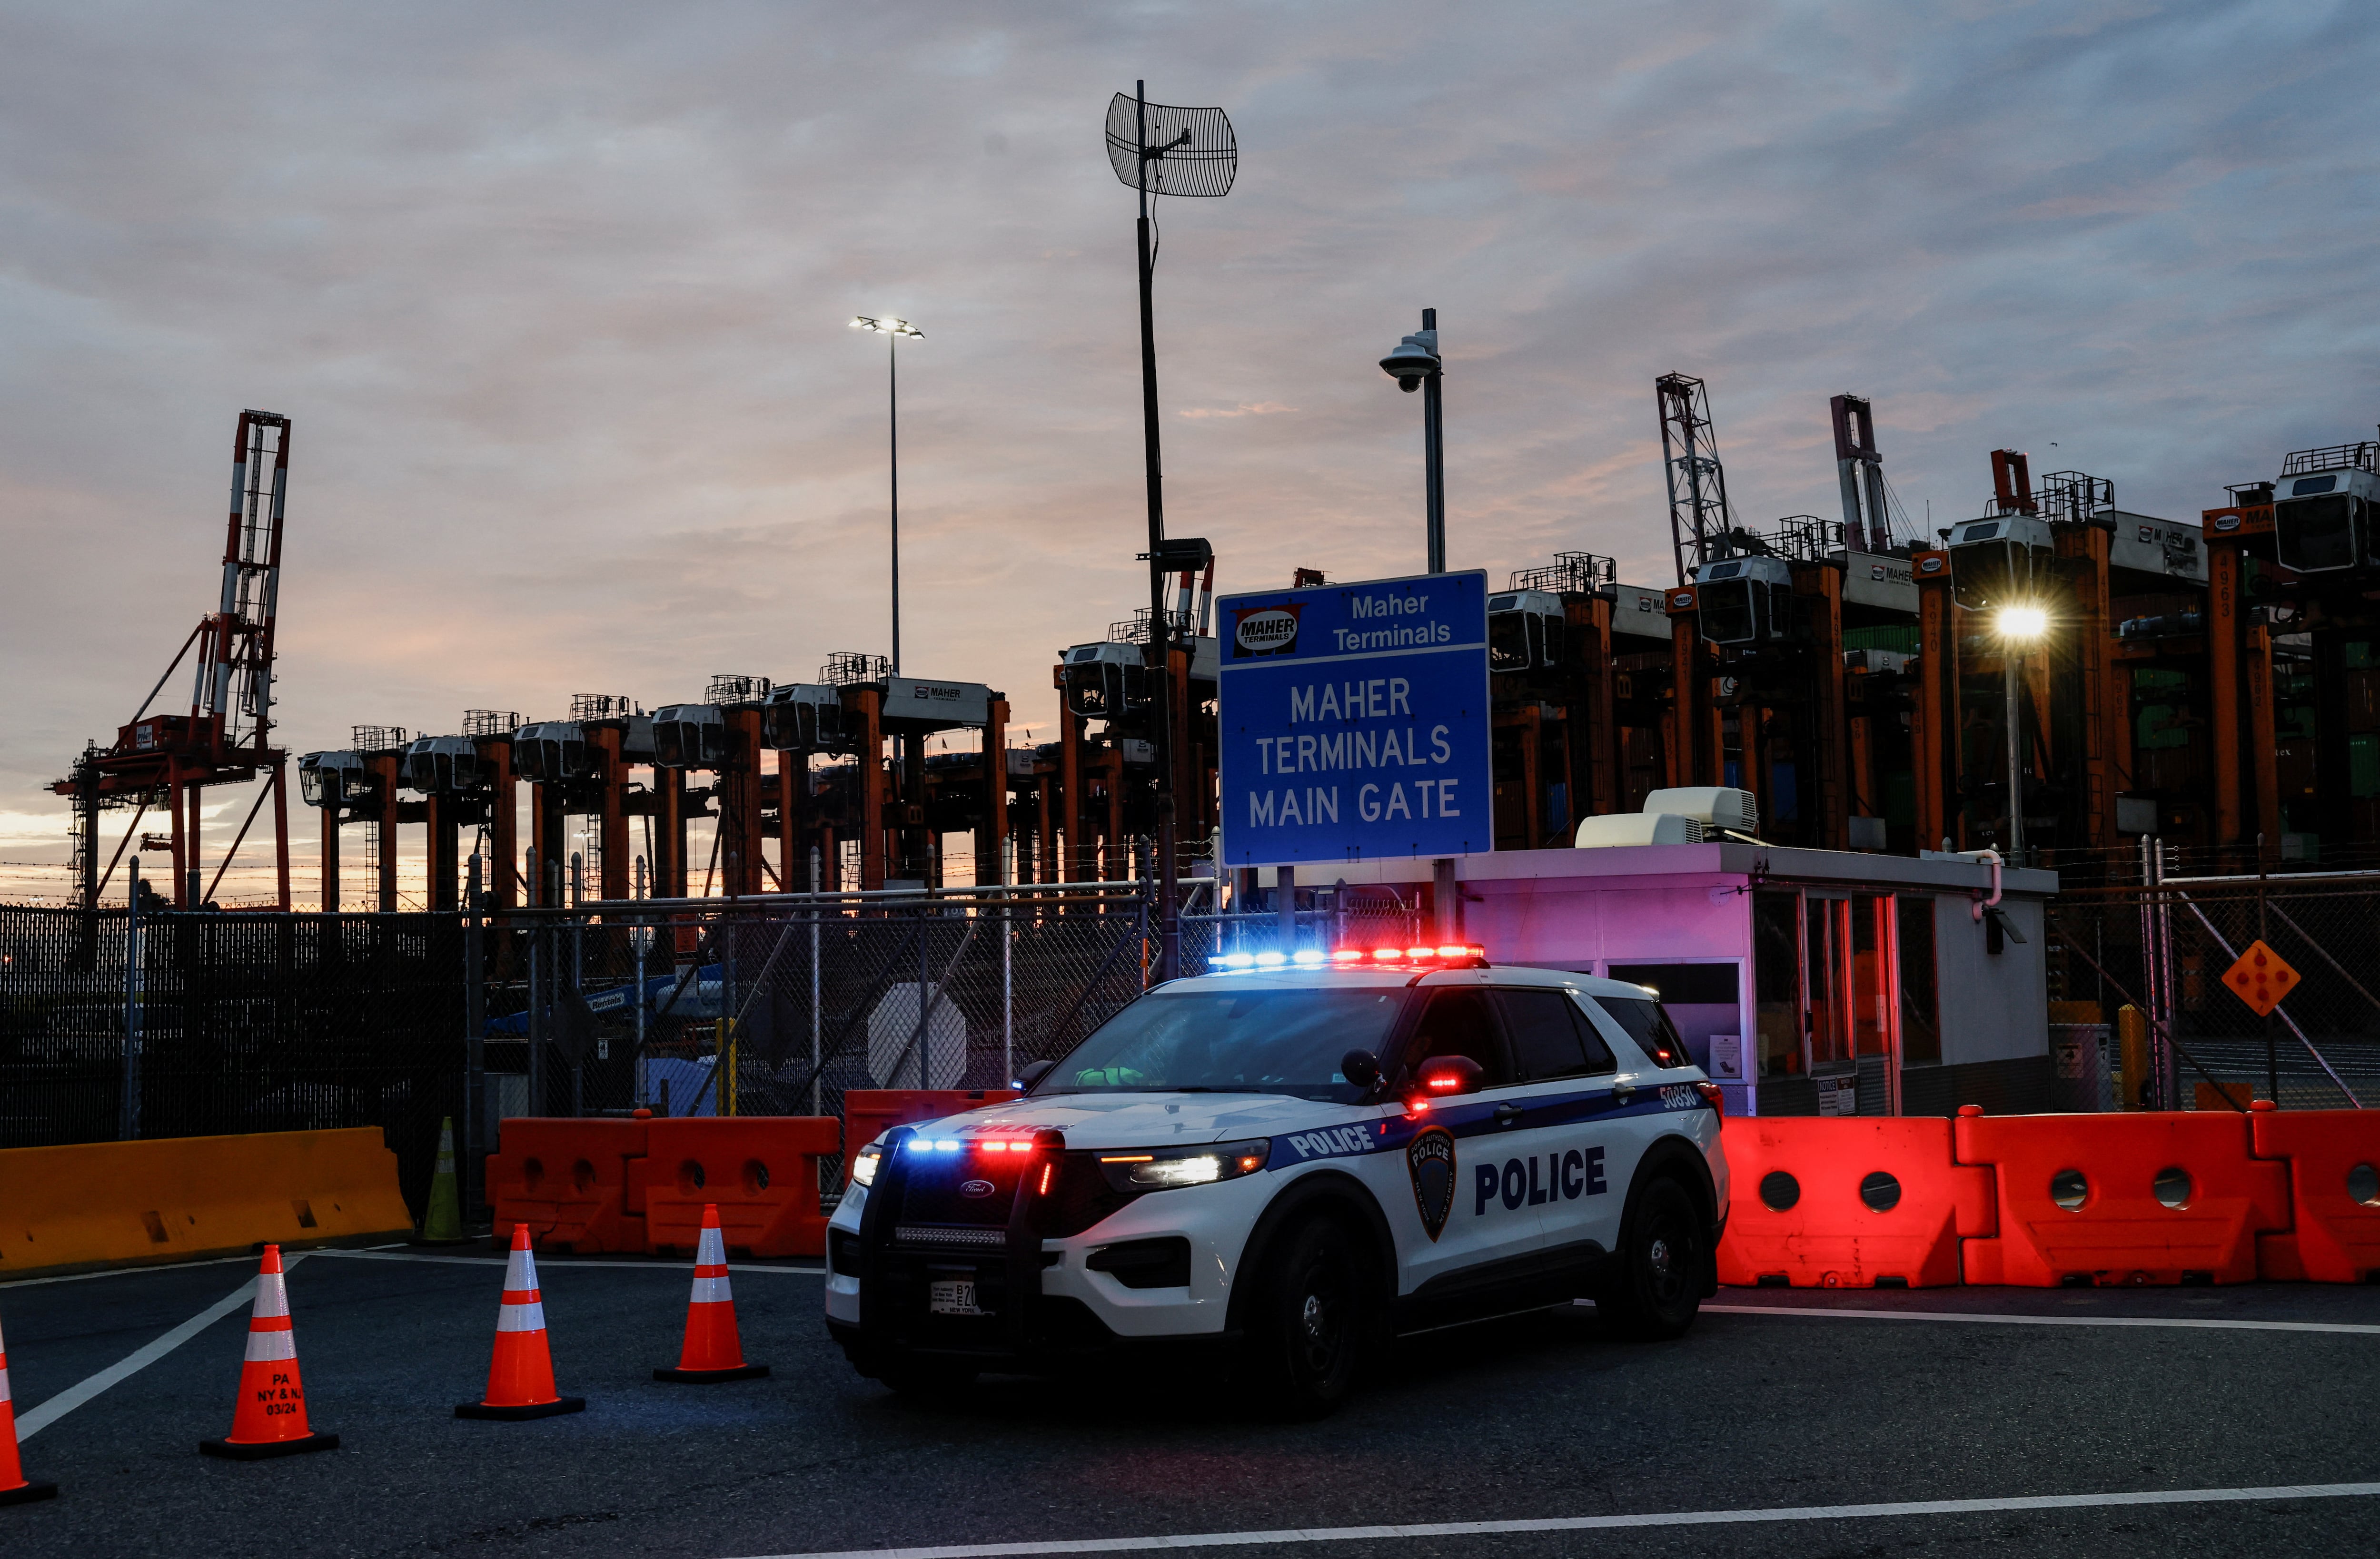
[930,1279,986,1316]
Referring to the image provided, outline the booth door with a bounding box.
[1804,893,1900,1115]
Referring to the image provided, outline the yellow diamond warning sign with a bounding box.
[2221,939,2300,1017]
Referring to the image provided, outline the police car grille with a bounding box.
[894,1224,1009,1249]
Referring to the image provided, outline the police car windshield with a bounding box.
[1037,987,1405,1101]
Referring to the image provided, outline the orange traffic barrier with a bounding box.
[1955,1107,2290,1285]
[0,1127,410,1279]
[198,1245,337,1460]
[2250,1104,2380,1283]
[0,1307,56,1505]
[841,1090,1019,1185]
[456,1224,586,1421]
[1716,1117,1992,1289]
[639,1117,839,1258]
[484,1118,649,1254]
[655,1205,769,1383]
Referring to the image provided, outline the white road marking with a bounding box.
[1706,1303,2380,1336]
[16,1256,305,1441]
[0,1253,263,1290]
[309,1250,823,1275]
[733,1482,2380,1559]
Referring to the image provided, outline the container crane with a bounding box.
[53,411,293,910]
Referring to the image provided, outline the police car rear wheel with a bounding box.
[1602,1178,1702,1341]
[1247,1217,1368,1418]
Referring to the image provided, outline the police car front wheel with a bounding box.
[1244,1216,1373,1418]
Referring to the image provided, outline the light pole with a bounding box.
[1380,310,1446,573]
[1996,604,2048,863]
[850,316,922,674]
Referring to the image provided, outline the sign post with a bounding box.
[1217,571,1492,886]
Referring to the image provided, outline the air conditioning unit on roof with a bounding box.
[1639,787,1759,834]
[1574,813,1705,848]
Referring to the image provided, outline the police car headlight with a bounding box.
[850,1145,883,1188]
[1098,1138,1270,1191]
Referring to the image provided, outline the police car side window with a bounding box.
[1597,996,1686,1069]
[1406,989,1514,1087]
[1496,989,1601,1081]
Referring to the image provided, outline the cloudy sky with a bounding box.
[3,0,2374,902]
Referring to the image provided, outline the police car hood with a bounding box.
[922,1091,1332,1150]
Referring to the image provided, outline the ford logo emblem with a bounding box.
[959,1179,996,1199]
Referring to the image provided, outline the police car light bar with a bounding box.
[1212,945,1488,972]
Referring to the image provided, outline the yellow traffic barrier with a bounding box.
[0,1128,412,1278]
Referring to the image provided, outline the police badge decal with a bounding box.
[1407,1127,1456,1241]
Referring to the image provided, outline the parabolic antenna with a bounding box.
[1105,92,1237,197]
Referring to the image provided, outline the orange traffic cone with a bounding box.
[654,1204,768,1383]
[198,1245,337,1460]
[0,1306,58,1505]
[456,1224,585,1420]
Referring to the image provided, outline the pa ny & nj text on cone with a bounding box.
[199,1245,337,1460]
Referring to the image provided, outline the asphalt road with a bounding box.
[3,1249,2377,1559]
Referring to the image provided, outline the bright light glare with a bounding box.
[1292,949,1325,966]
[1372,948,1401,961]
[1997,605,2049,641]
[1254,950,1288,967]
[1331,948,1365,963]
[1216,952,1255,969]
[851,1148,881,1186]
[1128,1154,1223,1188]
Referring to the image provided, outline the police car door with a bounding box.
[1398,983,1550,1287]
[1565,988,1685,1250]
[1493,987,1626,1261]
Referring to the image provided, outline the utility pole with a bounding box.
[1136,80,1180,984]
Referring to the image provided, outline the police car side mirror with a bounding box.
[1413,1055,1485,1098]
[1013,1059,1056,1091]
[1340,1049,1380,1089]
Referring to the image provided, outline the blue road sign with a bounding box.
[1217,570,1491,868]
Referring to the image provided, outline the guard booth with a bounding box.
[1312,792,2056,1117]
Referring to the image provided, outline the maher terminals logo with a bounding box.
[1232,604,1303,659]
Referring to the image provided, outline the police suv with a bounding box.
[825,945,1729,1415]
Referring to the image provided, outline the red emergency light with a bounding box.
[1213,944,1488,972]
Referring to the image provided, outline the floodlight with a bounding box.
[1997,605,2048,641]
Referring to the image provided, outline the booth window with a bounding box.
[1896,896,1942,1065]
[1853,894,1892,1056]
[1805,897,1852,1067]
[1753,890,1802,1076]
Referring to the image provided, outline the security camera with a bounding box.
[1379,331,1439,392]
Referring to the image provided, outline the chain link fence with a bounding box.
[0,904,467,1214]
[490,881,1427,1187]
[2047,867,2380,1112]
